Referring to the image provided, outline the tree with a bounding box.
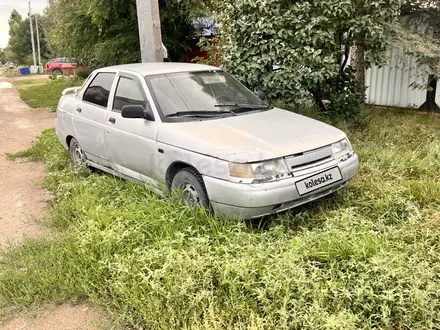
[213,0,400,118]
[5,10,50,65]
[353,1,440,90]
[44,0,208,66]
[401,0,440,16]
[396,1,440,111]
[0,48,5,64]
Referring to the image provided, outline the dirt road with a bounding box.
[0,76,110,329]
[0,77,54,247]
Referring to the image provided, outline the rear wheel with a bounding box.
[52,68,63,76]
[69,138,86,166]
[171,168,209,208]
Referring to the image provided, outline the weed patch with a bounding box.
[17,78,84,110]
[1,108,440,329]
[12,79,49,86]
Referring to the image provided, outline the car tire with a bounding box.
[171,168,210,208]
[52,68,63,76]
[69,138,86,166]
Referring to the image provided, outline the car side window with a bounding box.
[113,76,147,112]
[83,73,116,108]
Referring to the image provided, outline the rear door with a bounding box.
[73,71,116,166]
[106,71,159,184]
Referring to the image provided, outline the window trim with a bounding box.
[76,72,95,98]
[112,74,149,113]
[82,72,116,109]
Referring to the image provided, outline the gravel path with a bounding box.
[0,75,110,330]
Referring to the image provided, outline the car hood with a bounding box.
[157,108,346,162]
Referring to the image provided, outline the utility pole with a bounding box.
[28,1,37,68]
[136,0,163,62]
[34,13,42,72]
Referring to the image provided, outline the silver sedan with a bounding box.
[55,63,358,219]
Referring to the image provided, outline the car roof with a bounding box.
[101,62,221,76]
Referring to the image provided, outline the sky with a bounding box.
[0,0,47,48]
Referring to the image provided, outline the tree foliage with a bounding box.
[394,1,440,81]
[213,0,400,118]
[44,0,208,66]
[0,48,5,64]
[5,10,49,65]
[401,0,440,16]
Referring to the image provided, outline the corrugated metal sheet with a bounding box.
[365,47,438,108]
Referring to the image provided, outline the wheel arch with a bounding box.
[166,161,200,189]
[66,135,74,148]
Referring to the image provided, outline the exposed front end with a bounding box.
[204,139,359,219]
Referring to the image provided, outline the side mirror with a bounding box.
[255,91,266,101]
[121,104,154,121]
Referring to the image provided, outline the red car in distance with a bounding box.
[46,57,78,75]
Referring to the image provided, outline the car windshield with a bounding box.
[146,71,268,119]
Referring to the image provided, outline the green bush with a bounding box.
[323,67,366,122]
[214,0,399,121]
[1,108,440,329]
[0,68,19,77]
[76,67,94,79]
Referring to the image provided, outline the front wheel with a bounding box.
[69,138,86,166]
[171,168,210,208]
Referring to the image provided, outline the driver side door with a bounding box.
[106,72,159,186]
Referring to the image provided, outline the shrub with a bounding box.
[323,67,366,122]
[76,67,94,79]
[214,0,399,121]
[194,37,223,67]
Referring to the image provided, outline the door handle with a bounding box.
[109,117,116,124]
[76,107,82,113]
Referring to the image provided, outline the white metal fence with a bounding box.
[365,47,440,108]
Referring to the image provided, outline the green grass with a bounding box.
[12,79,49,86]
[1,107,440,329]
[17,77,84,110]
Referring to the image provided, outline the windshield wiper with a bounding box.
[214,103,271,112]
[166,110,236,118]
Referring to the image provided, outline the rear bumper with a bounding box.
[204,154,359,219]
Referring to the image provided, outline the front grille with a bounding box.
[285,146,333,173]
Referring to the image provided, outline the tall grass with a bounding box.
[1,108,440,329]
[17,77,84,110]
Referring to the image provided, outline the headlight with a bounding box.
[332,138,353,161]
[228,158,290,183]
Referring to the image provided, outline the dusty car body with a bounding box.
[55,63,358,219]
